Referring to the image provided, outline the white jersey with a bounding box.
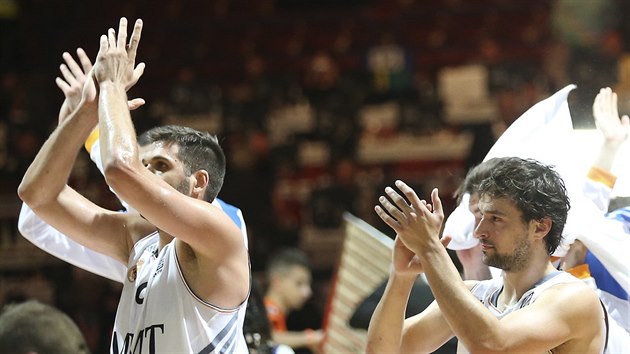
[111,233,248,354]
[462,271,608,354]
[470,271,581,317]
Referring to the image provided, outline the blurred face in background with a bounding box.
[274,265,313,312]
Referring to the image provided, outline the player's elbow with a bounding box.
[18,178,47,209]
[17,180,33,205]
[103,156,136,192]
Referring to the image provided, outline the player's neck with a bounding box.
[500,260,556,304]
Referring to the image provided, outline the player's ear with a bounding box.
[532,217,552,240]
[192,170,209,197]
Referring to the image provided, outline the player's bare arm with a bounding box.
[17,97,146,263]
[366,232,456,353]
[94,17,249,307]
[472,281,605,353]
[376,180,604,353]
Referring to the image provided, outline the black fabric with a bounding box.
[600,300,609,351]
[243,278,274,354]
[349,278,458,353]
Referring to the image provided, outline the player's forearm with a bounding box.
[59,98,98,126]
[18,104,96,207]
[419,242,503,351]
[584,167,616,213]
[98,82,139,176]
[593,140,624,173]
[366,272,415,354]
[17,203,127,282]
[58,100,72,123]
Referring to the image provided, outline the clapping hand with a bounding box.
[56,46,145,125]
[93,17,145,90]
[375,180,445,255]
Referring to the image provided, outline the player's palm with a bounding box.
[94,18,144,90]
[593,87,629,144]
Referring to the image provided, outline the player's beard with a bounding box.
[174,176,191,196]
[484,232,530,272]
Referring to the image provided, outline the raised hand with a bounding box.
[56,48,94,122]
[375,180,444,254]
[56,48,145,125]
[593,87,629,146]
[592,87,630,171]
[93,17,145,90]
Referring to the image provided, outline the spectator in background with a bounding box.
[0,0,20,70]
[0,299,90,354]
[302,51,359,156]
[224,53,273,132]
[309,157,360,229]
[169,66,214,116]
[264,248,324,354]
[365,31,412,103]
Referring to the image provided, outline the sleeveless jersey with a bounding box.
[111,233,248,354]
[463,271,607,354]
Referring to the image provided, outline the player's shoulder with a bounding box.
[537,275,602,316]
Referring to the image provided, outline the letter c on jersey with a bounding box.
[135,282,148,305]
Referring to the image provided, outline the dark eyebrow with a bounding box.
[141,155,174,167]
[478,206,507,217]
[146,154,175,163]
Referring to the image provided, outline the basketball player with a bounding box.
[367,158,607,353]
[18,18,250,353]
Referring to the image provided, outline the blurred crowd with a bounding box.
[2,0,630,352]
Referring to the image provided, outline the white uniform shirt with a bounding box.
[462,271,608,354]
[111,233,248,354]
